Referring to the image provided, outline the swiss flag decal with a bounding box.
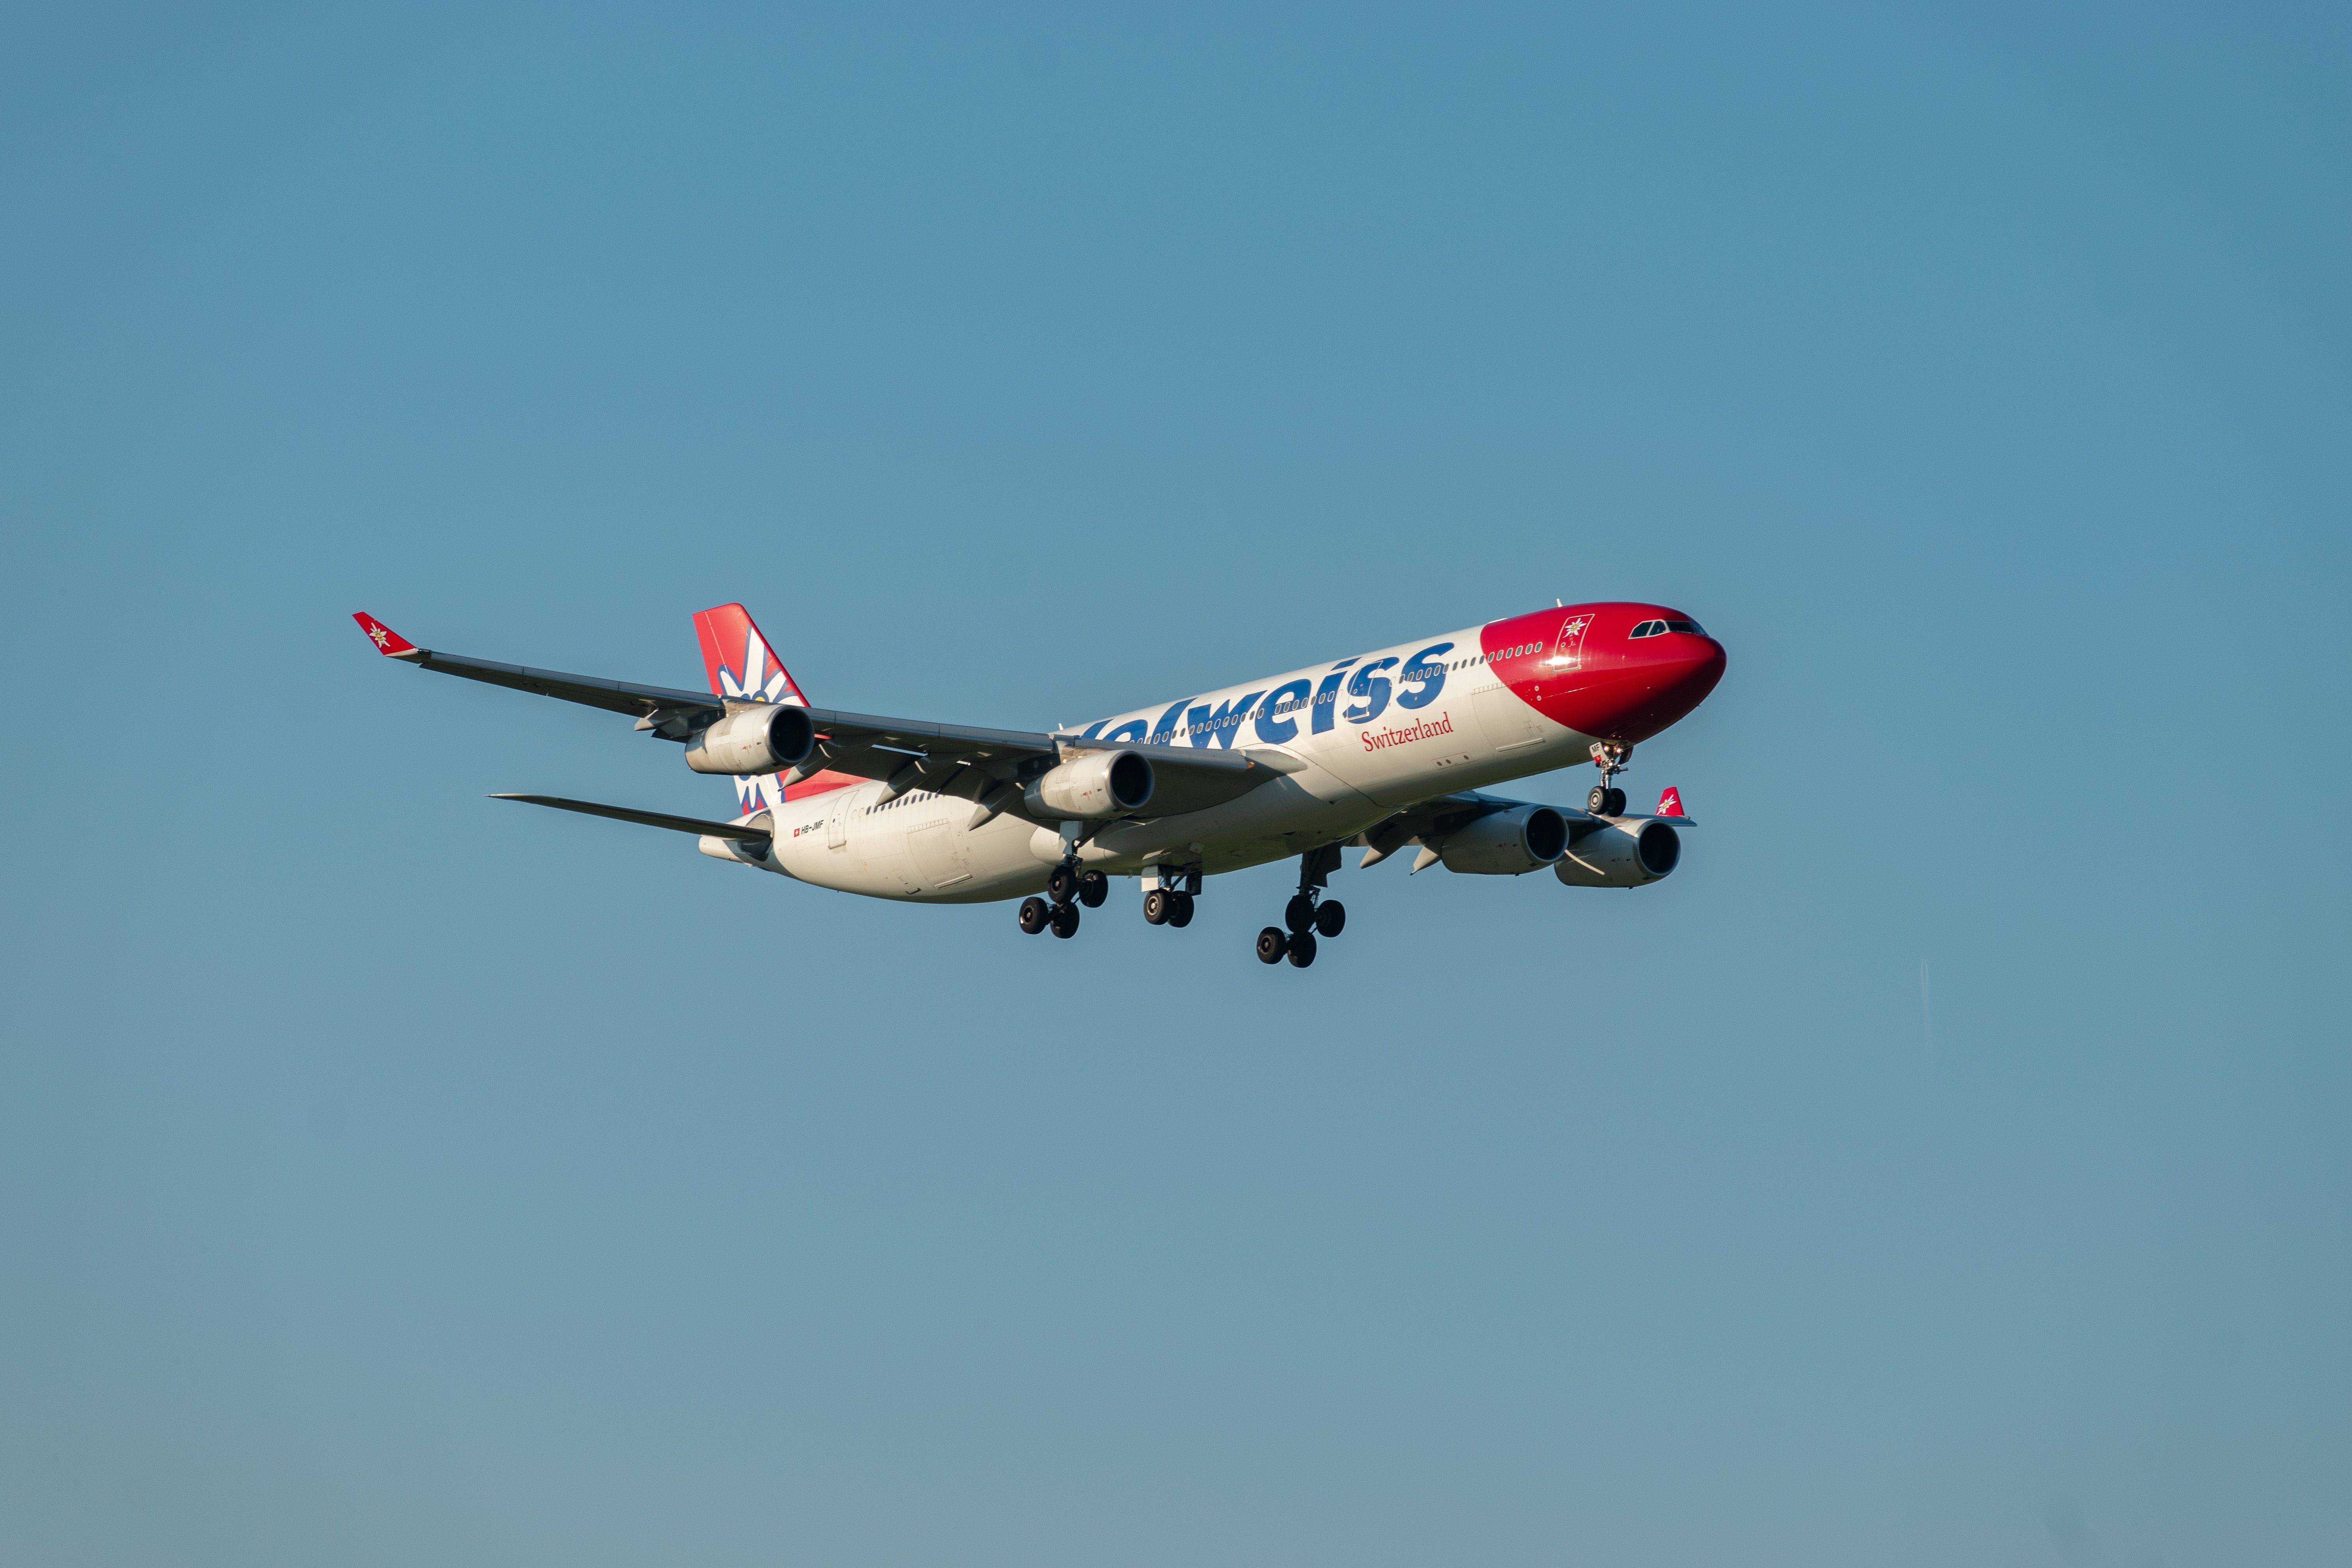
[1657,786,1686,817]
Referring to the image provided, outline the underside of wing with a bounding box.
[1353,784,1695,870]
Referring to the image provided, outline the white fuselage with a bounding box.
[708,621,1605,903]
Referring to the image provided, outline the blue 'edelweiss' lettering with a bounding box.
[1395,643,1452,710]
[1344,657,1402,724]
[1253,678,1313,744]
[1310,659,1358,735]
[1188,691,1265,749]
[1080,644,1448,749]
[1149,699,1190,745]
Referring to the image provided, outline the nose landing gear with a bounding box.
[1587,742,1632,817]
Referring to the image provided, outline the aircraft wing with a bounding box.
[356,613,1278,813]
[1352,791,1524,866]
[1353,787,1695,868]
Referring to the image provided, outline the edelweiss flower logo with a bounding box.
[714,626,797,704]
[1547,614,1593,667]
[367,622,390,648]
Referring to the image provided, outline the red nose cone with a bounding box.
[1618,633,1727,740]
[1527,606,1728,744]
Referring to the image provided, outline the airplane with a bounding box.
[353,599,1727,968]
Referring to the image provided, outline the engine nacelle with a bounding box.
[1437,805,1569,875]
[1024,749,1154,819]
[684,704,817,776]
[1553,818,1681,887]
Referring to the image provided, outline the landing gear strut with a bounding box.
[1587,742,1631,818]
[1259,846,1345,968]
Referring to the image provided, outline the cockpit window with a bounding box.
[1630,620,1664,638]
[1664,619,1705,635]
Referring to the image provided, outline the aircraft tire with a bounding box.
[1167,893,1194,927]
[1017,896,1050,935]
[1143,889,1170,925]
[1050,904,1081,939]
[1256,926,1287,964]
[1588,785,1610,813]
[1605,787,1627,816]
[1047,864,1079,904]
[1314,900,1346,938]
[1287,931,1318,968]
[1284,894,1316,935]
[1078,870,1108,908]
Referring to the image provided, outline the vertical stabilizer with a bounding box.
[692,603,807,707]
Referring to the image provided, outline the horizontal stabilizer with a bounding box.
[489,794,771,842]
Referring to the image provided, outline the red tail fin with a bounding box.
[692,603,806,705]
[1656,786,1686,818]
[351,611,417,656]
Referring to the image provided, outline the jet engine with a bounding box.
[684,704,817,776]
[1553,818,1681,887]
[1024,749,1154,819]
[1437,805,1569,875]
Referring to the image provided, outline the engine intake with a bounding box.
[1437,805,1569,875]
[1024,749,1154,819]
[684,704,817,776]
[1553,818,1681,887]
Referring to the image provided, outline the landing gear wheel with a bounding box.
[1077,870,1108,908]
[1588,784,1609,813]
[1049,903,1081,938]
[1143,889,1171,926]
[1285,894,1316,935]
[1167,893,1195,928]
[1605,787,1626,816]
[1017,896,1050,935]
[1047,864,1080,905]
[1256,926,1288,964]
[1314,899,1346,938]
[1286,931,1318,968]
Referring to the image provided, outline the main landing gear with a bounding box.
[1142,867,1200,929]
[1020,844,1108,941]
[1586,742,1632,818]
[1258,846,1346,970]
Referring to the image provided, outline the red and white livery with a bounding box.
[353,599,1727,967]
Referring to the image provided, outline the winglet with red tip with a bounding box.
[352,612,420,657]
[1656,786,1687,818]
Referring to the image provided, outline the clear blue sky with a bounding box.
[2,6,2346,1565]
